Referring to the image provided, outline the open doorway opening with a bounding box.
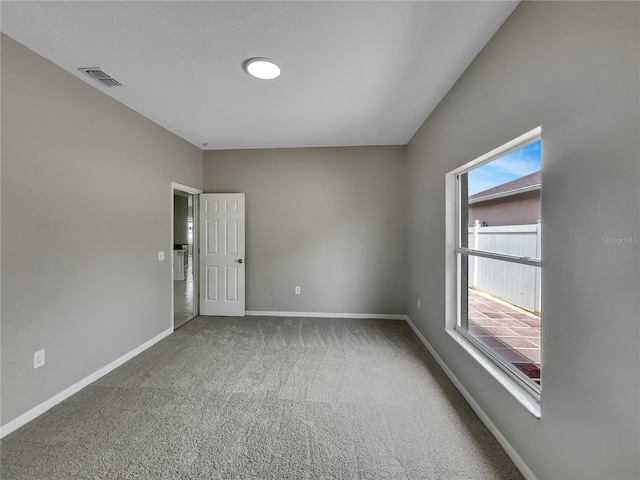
[172,183,202,329]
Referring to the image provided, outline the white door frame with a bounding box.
[171,182,203,329]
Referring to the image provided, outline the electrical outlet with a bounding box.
[34,349,45,369]
[417,298,421,309]
[158,251,165,261]
[295,286,301,295]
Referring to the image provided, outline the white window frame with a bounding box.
[445,127,542,418]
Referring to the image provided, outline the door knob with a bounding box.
[237,259,243,264]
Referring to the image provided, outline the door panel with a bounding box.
[205,266,219,301]
[200,194,245,316]
[225,219,238,254]
[205,219,219,254]
[225,266,238,301]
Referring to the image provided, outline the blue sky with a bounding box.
[468,140,541,196]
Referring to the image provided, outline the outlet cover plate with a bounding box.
[34,349,45,369]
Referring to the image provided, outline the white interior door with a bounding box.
[199,194,245,316]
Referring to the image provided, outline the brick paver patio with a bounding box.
[467,289,541,385]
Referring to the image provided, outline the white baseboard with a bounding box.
[404,316,538,480]
[0,327,173,439]
[246,311,407,321]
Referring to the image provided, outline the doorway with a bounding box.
[172,183,202,329]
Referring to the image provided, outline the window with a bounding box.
[446,127,542,407]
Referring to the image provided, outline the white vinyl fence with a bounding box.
[468,221,541,313]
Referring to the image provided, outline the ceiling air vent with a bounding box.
[78,68,122,87]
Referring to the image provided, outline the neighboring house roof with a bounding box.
[469,171,541,204]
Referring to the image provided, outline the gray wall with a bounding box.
[406,2,639,479]
[1,34,203,425]
[173,195,189,245]
[204,147,406,315]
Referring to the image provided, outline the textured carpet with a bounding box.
[1,316,524,479]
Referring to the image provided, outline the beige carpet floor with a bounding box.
[1,316,524,479]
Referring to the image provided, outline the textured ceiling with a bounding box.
[1,1,518,150]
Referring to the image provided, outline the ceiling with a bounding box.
[1,1,518,151]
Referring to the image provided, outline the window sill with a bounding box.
[446,328,541,418]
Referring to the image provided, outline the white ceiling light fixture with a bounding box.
[244,58,281,80]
